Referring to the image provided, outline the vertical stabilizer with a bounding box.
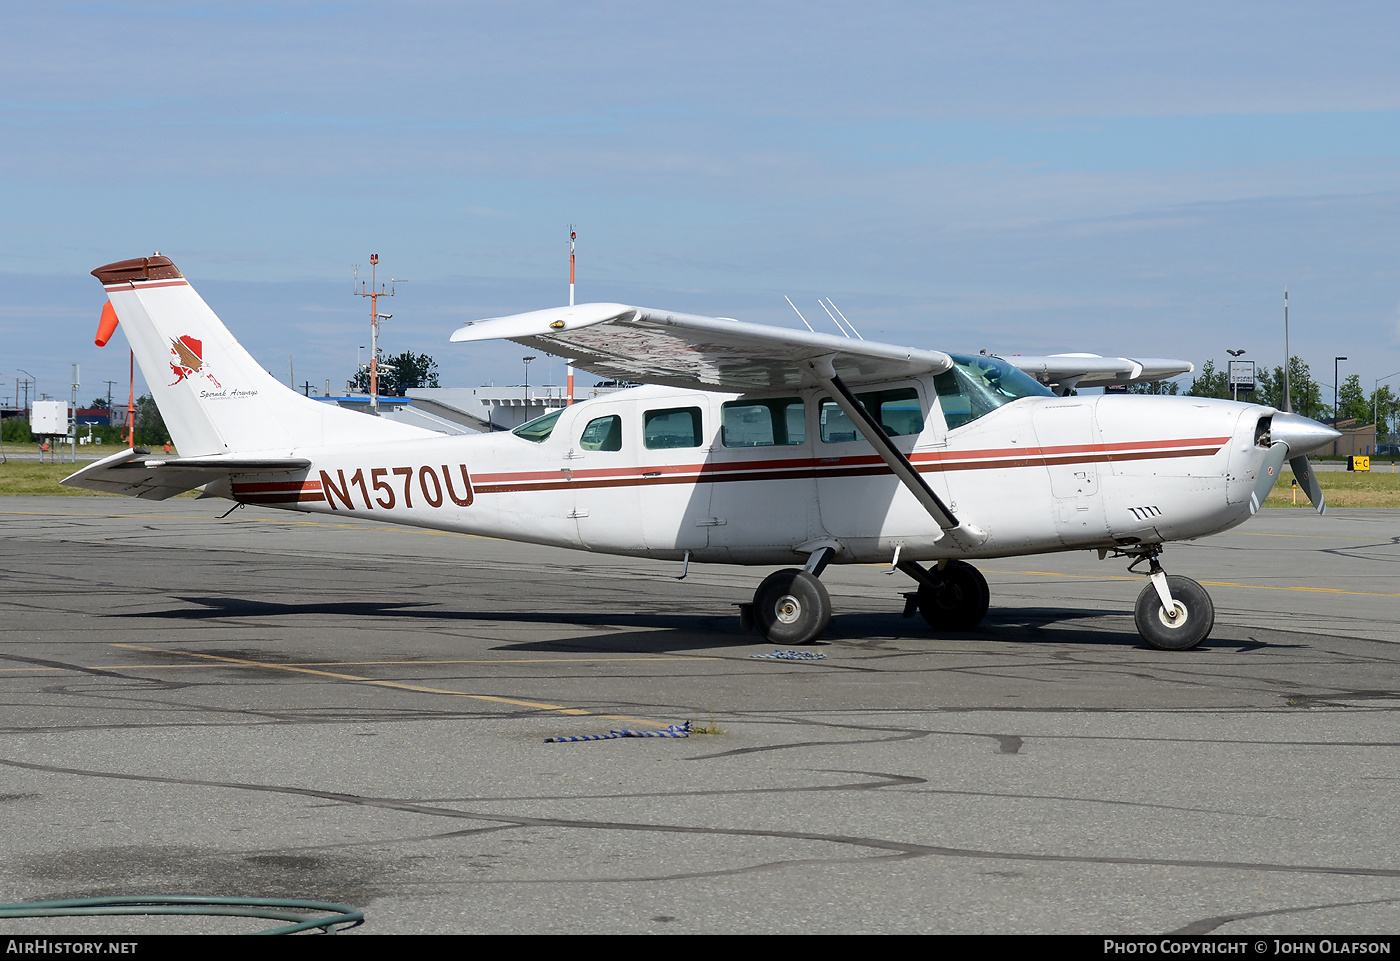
[93,255,434,456]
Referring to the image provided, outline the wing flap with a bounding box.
[452,304,952,390]
[61,448,311,500]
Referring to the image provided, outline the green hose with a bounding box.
[0,896,363,935]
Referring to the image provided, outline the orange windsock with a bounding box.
[95,301,119,347]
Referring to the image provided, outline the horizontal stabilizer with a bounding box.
[61,448,310,501]
[451,304,953,391]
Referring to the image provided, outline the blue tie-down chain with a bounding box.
[749,649,827,661]
[546,721,691,743]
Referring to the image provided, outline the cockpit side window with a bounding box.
[579,414,623,451]
[819,386,924,443]
[512,408,564,443]
[721,397,805,447]
[643,406,703,449]
[935,354,1053,430]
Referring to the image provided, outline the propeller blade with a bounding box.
[1250,442,1289,515]
[1289,455,1326,514]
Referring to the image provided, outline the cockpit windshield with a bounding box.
[512,408,564,443]
[934,353,1053,430]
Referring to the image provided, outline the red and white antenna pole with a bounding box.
[566,226,576,405]
[355,253,395,414]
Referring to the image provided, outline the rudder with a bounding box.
[93,255,432,455]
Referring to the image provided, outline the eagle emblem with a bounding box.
[169,335,221,387]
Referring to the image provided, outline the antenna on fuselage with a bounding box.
[818,300,851,338]
[783,295,816,332]
[825,299,864,340]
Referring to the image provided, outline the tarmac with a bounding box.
[1,495,1398,934]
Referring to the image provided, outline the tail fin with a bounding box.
[93,255,434,455]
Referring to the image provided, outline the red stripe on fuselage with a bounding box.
[470,438,1230,496]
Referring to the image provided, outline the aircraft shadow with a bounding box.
[117,596,1261,654]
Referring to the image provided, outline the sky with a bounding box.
[3,1,1400,409]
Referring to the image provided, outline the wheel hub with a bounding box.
[1156,600,1188,629]
[775,594,802,624]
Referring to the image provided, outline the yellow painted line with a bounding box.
[985,569,1400,598]
[0,511,215,519]
[4,655,718,674]
[112,644,671,727]
[121,656,715,668]
[1235,531,1360,541]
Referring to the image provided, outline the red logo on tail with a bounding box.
[169,335,221,387]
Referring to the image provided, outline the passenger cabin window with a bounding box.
[721,398,805,447]
[934,354,1053,430]
[512,408,563,443]
[819,387,924,443]
[579,415,622,451]
[643,406,703,450]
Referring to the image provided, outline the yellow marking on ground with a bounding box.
[2,655,718,674]
[112,644,671,727]
[1235,531,1359,541]
[985,569,1400,598]
[0,511,214,520]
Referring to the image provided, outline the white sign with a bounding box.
[1228,360,1256,391]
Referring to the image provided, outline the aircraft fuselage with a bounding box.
[219,382,1271,568]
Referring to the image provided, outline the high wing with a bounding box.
[451,303,985,545]
[450,303,953,391]
[1002,353,1193,393]
[62,447,311,500]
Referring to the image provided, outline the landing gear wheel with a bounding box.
[753,568,832,645]
[918,560,990,631]
[1133,575,1214,651]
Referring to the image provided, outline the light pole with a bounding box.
[522,356,536,400]
[1333,356,1348,425]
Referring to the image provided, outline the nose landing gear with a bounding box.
[1118,546,1215,651]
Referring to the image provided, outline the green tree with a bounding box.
[2,417,31,443]
[348,350,440,396]
[134,394,169,446]
[1255,357,1322,417]
[1126,379,1182,395]
[1336,374,1368,425]
[89,397,110,410]
[1186,360,1230,399]
[1368,384,1398,437]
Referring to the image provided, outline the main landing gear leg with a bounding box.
[1123,547,1215,651]
[748,547,835,645]
[898,559,990,632]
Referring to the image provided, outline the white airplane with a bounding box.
[69,254,1339,651]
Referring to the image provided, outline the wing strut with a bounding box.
[804,357,987,547]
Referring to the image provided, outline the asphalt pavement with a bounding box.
[1,496,1397,934]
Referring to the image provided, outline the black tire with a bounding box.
[753,568,832,645]
[1133,575,1214,651]
[918,560,990,631]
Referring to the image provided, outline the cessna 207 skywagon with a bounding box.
[69,254,1340,651]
